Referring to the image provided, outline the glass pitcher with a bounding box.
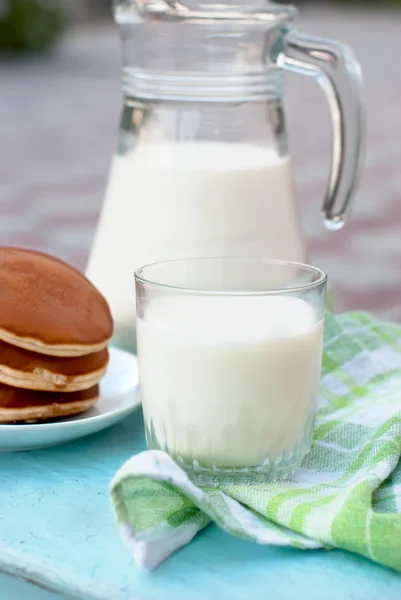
[86,0,364,353]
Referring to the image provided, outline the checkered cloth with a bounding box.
[110,312,401,570]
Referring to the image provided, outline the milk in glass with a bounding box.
[137,295,324,470]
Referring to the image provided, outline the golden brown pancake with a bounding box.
[0,383,99,423]
[0,339,108,392]
[0,247,113,356]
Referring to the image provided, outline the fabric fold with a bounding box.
[111,312,401,570]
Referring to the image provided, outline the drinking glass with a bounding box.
[135,257,327,484]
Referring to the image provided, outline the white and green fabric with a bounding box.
[110,312,401,570]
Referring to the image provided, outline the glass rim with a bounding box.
[114,1,298,25]
[134,257,327,296]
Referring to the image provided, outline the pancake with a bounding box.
[0,247,113,356]
[0,339,108,392]
[0,383,99,423]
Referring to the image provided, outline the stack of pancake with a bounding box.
[0,247,113,423]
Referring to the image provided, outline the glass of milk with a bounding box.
[135,258,327,484]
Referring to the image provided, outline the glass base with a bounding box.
[145,410,316,486]
[146,422,312,485]
[176,451,308,486]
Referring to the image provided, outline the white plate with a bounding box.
[0,347,140,452]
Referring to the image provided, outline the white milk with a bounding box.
[137,295,324,468]
[87,143,305,351]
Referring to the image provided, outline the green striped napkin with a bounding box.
[110,312,401,570]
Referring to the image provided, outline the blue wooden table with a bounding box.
[1,410,401,600]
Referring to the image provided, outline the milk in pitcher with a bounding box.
[86,142,305,351]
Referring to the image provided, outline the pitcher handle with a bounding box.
[277,30,365,231]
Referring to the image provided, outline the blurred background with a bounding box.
[1,0,401,319]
